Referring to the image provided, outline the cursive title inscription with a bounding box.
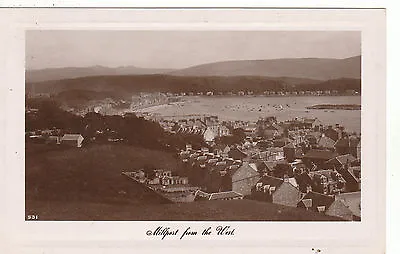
[146,225,235,240]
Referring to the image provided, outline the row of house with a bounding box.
[179,147,262,196]
[159,115,232,144]
[250,174,361,220]
[142,90,355,97]
[122,169,201,203]
[180,138,360,197]
[123,169,189,186]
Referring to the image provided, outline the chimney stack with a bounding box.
[283,174,289,182]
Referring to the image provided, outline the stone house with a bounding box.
[252,175,303,207]
[231,163,261,196]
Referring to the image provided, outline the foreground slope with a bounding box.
[25,143,178,205]
[26,199,342,221]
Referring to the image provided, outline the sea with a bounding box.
[135,95,362,134]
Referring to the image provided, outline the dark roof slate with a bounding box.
[302,149,338,160]
[299,191,335,209]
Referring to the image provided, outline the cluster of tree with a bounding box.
[293,78,361,93]
[83,112,167,150]
[26,98,83,133]
[25,97,205,152]
[163,133,207,152]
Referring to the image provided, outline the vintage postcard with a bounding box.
[1,8,386,254]
[25,29,363,221]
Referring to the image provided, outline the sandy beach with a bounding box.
[133,95,361,133]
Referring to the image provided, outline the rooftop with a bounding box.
[62,134,83,140]
[303,149,338,160]
[209,191,244,200]
[257,175,284,188]
[327,154,357,166]
[337,191,361,217]
[299,191,335,209]
[335,136,361,148]
[317,135,336,148]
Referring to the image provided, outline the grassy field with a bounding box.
[26,199,342,221]
[25,143,178,205]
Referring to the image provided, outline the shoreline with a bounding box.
[132,95,361,112]
[130,95,361,133]
[306,104,361,110]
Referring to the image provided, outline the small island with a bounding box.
[306,104,361,110]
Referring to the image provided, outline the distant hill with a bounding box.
[26,66,175,83]
[26,75,361,98]
[169,56,361,80]
[26,56,361,83]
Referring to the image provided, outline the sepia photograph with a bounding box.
[24,30,363,221]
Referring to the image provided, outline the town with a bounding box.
[26,98,361,221]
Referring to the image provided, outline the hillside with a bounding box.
[25,143,179,205]
[26,66,174,83]
[26,199,342,221]
[26,74,361,97]
[295,78,361,92]
[170,56,361,80]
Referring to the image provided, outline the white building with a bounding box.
[61,134,84,148]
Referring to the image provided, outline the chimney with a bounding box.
[269,186,276,195]
[338,129,343,140]
[317,206,326,213]
[306,185,313,193]
[283,174,289,182]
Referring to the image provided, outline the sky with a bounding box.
[26,30,361,70]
